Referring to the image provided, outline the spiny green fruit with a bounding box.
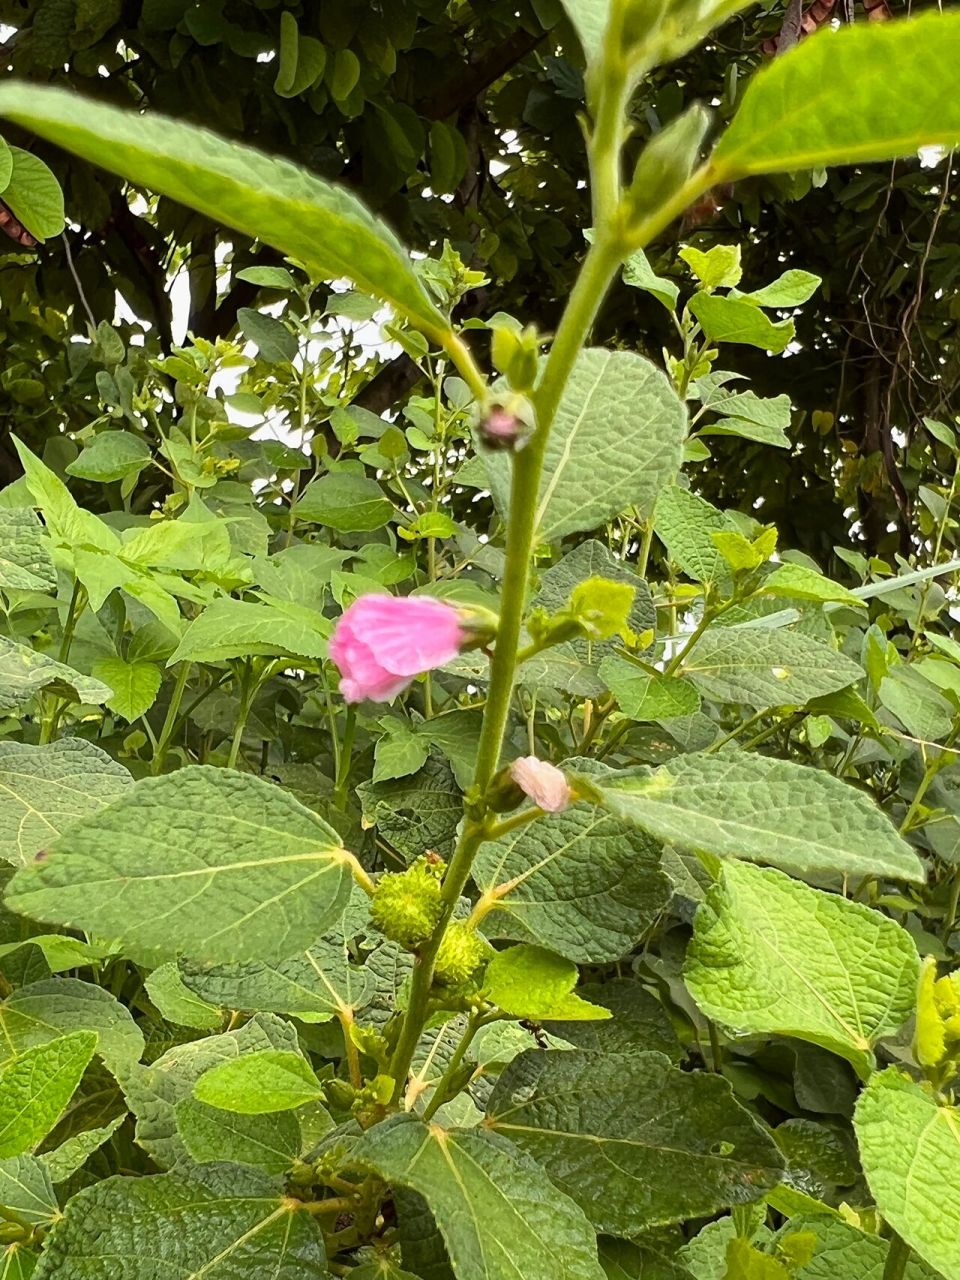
[434,921,489,987]
[370,858,445,949]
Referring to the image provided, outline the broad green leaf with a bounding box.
[65,432,151,483]
[737,270,821,308]
[0,1155,58,1226]
[295,472,394,533]
[374,720,430,783]
[693,382,792,430]
[712,12,960,179]
[91,656,162,722]
[655,485,735,585]
[622,248,680,310]
[688,294,794,353]
[0,978,144,1074]
[0,136,10,189]
[168,596,330,664]
[698,417,789,449]
[118,1012,297,1169]
[558,0,610,61]
[179,893,375,1021]
[0,739,130,867]
[544,977,682,1059]
[0,510,56,592]
[879,666,954,742]
[776,1214,943,1280]
[194,1048,323,1114]
[12,440,117,555]
[487,1049,783,1232]
[682,628,864,709]
[0,147,64,240]
[680,245,742,289]
[351,1115,606,1280]
[237,306,298,364]
[760,564,864,608]
[599,1239,694,1279]
[483,349,686,540]
[175,1096,300,1175]
[31,1164,328,1278]
[6,767,353,965]
[0,935,103,976]
[0,638,112,714]
[582,752,923,881]
[41,1115,124,1183]
[685,862,918,1078]
[0,84,446,333]
[855,1067,960,1280]
[0,1032,95,1157]
[120,512,233,573]
[144,962,222,1031]
[599,658,702,720]
[483,945,611,1021]
[0,1246,36,1280]
[472,803,669,963]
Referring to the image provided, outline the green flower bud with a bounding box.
[627,104,711,227]
[370,858,445,949]
[434,921,489,987]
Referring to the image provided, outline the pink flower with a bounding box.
[510,756,573,813]
[329,594,466,704]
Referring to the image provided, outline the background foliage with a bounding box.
[1,2,960,1279]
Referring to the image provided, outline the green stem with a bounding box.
[637,519,655,578]
[151,661,191,775]
[227,660,256,771]
[338,1009,363,1089]
[39,580,86,745]
[386,7,698,1104]
[334,705,357,808]
[883,1231,912,1280]
[58,579,85,664]
[422,1013,484,1121]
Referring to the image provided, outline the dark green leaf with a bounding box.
[487,1050,784,1232]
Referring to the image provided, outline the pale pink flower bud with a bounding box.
[482,406,523,446]
[509,756,573,813]
[329,594,466,704]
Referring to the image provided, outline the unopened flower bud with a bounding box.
[479,405,524,451]
[510,756,574,813]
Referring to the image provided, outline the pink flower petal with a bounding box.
[510,756,573,813]
[328,594,466,703]
[342,595,465,678]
